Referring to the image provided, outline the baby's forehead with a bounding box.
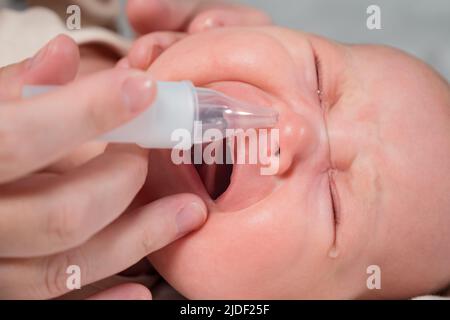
[326,40,450,212]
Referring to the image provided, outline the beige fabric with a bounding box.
[60,275,160,300]
[0,7,130,68]
[414,295,450,300]
[415,286,450,300]
[59,274,184,300]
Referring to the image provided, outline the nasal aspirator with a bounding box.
[23,81,279,149]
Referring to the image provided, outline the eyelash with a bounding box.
[328,170,340,228]
[314,53,324,105]
[315,51,340,235]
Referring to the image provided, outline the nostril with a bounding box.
[274,113,319,175]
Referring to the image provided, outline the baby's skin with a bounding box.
[127,26,450,299]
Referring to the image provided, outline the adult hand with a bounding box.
[127,0,271,35]
[0,35,207,299]
[122,0,271,70]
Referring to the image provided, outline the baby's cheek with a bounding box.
[149,211,286,298]
[149,187,332,299]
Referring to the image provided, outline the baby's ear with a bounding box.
[127,32,187,71]
[187,5,272,33]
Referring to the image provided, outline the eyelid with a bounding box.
[315,49,339,246]
[313,51,324,106]
[328,170,341,229]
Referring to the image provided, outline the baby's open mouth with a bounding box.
[192,140,234,200]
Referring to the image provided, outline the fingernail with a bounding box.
[176,202,207,237]
[121,73,154,113]
[28,38,54,70]
[203,17,225,30]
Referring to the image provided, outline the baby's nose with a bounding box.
[275,111,323,175]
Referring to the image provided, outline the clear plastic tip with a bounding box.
[195,87,279,137]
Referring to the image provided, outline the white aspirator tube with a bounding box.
[22,81,279,150]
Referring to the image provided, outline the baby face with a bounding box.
[139,26,450,299]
